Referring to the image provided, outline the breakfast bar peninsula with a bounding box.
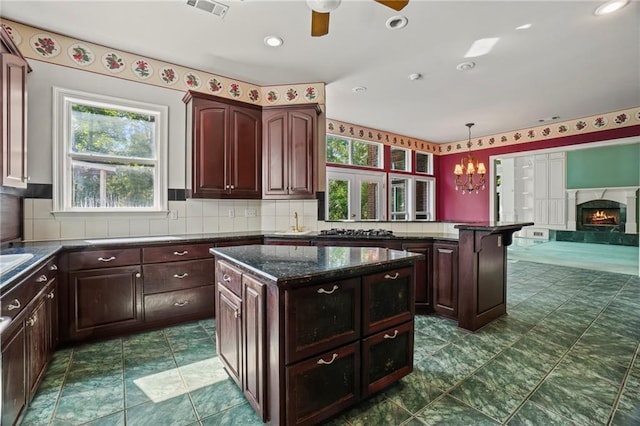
[209,244,423,426]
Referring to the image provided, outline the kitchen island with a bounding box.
[209,244,423,426]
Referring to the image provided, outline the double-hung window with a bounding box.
[53,88,167,214]
[327,168,386,221]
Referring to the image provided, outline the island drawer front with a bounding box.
[143,285,214,323]
[142,243,212,263]
[362,266,414,336]
[143,259,214,294]
[215,260,242,297]
[285,278,361,364]
[362,320,414,398]
[67,249,141,270]
[1,259,57,320]
[286,341,360,426]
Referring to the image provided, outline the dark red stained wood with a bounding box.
[242,274,267,421]
[1,318,26,426]
[262,110,288,196]
[142,242,212,263]
[144,285,214,323]
[288,109,315,196]
[432,242,458,319]
[67,248,141,271]
[143,259,213,294]
[362,266,414,336]
[216,282,243,387]
[0,189,22,244]
[401,242,433,314]
[26,297,48,397]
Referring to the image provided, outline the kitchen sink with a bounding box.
[0,253,35,275]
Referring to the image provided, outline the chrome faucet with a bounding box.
[292,211,302,232]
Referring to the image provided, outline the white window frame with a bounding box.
[52,87,168,216]
[389,174,412,221]
[414,177,436,221]
[326,135,383,169]
[326,167,386,221]
[415,151,434,175]
[390,147,411,172]
[388,174,436,221]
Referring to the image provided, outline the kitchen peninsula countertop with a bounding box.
[209,244,424,288]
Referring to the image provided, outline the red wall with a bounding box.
[435,125,640,222]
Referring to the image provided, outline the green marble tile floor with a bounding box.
[19,261,640,425]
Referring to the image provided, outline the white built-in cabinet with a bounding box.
[502,152,566,231]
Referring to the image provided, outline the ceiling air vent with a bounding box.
[186,0,229,18]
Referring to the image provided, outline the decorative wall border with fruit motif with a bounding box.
[1,19,324,107]
[328,107,640,156]
[326,119,439,154]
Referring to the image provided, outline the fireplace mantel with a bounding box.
[567,187,639,234]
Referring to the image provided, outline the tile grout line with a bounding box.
[47,348,75,426]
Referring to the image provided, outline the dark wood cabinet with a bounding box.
[362,266,414,336]
[184,91,262,199]
[1,25,30,189]
[1,314,26,426]
[433,242,458,319]
[215,282,243,387]
[402,242,433,314]
[263,106,318,199]
[242,274,266,421]
[26,295,48,397]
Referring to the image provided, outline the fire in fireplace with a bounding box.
[577,200,626,232]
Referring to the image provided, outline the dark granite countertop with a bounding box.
[262,231,459,242]
[454,222,534,232]
[210,244,424,287]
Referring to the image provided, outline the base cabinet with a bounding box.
[433,242,458,319]
[1,318,26,426]
[401,243,433,314]
[215,257,414,425]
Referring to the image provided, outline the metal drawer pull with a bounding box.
[384,330,399,339]
[7,299,21,310]
[98,256,116,262]
[174,300,190,307]
[173,273,189,279]
[317,353,338,365]
[234,309,241,319]
[223,274,232,282]
[47,292,55,299]
[317,285,339,295]
[384,272,400,280]
[50,264,58,271]
[26,315,37,327]
[36,274,48,283]
[173,251,189,256]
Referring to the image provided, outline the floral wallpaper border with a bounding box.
[1,19,325,107]
[328,107,640,156]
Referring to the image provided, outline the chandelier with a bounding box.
[454,123,486,194]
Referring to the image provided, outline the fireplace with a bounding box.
[577,200,625,232]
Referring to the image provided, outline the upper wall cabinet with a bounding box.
[184,91,262,199]
[263,105,319,199]
[0,26,31,189]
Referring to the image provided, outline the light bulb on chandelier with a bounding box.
[454,123,486,194]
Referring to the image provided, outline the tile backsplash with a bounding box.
[23,198,456,241]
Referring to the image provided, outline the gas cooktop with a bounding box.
[319,228,396,238]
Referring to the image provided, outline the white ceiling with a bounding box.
[2,0,639,143]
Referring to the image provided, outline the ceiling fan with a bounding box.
[307,0,409,37]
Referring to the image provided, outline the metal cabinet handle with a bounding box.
[136,273,141,278]
[26,315,37,327]
[173,273,189,279]
[36,274,48,283]
[98,256,116,262]
[174,300,190,307]
[47,291,55,300]
[226,184,230,189]
[230,185,235,189]
[317,353,338,365]
[384,272,400,280]
[384,330,399,339]
[223,274,232,282]
[7,299,21,311]
[173,251,188,256]
[234,309,241,319]
[317,285,339,295]
[50,264,58,271]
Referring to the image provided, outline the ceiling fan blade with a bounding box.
[311,10,330,37]
[374,0,409,11]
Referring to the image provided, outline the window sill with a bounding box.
[50,210,171,219]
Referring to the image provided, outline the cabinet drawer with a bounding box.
[363,266,414,336]
[142,243,212,263]
[215,260,242,297]
[143,259,213,294]
[144,285,214,323]
[67,248,140,270]
[1,259,57,320]
[362,320,413,397]
[285,278,361,364]
[286,342,360,426]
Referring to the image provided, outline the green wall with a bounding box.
[567,143,640,189]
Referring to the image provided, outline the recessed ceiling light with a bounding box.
[386,16,408,30]
[456,61,476,71]
[408,73,422,81]
[464,37,499,58]
[263,36,283,47]
[352,86,367,93]
[516,23,532,30]
[594,0,629,15]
